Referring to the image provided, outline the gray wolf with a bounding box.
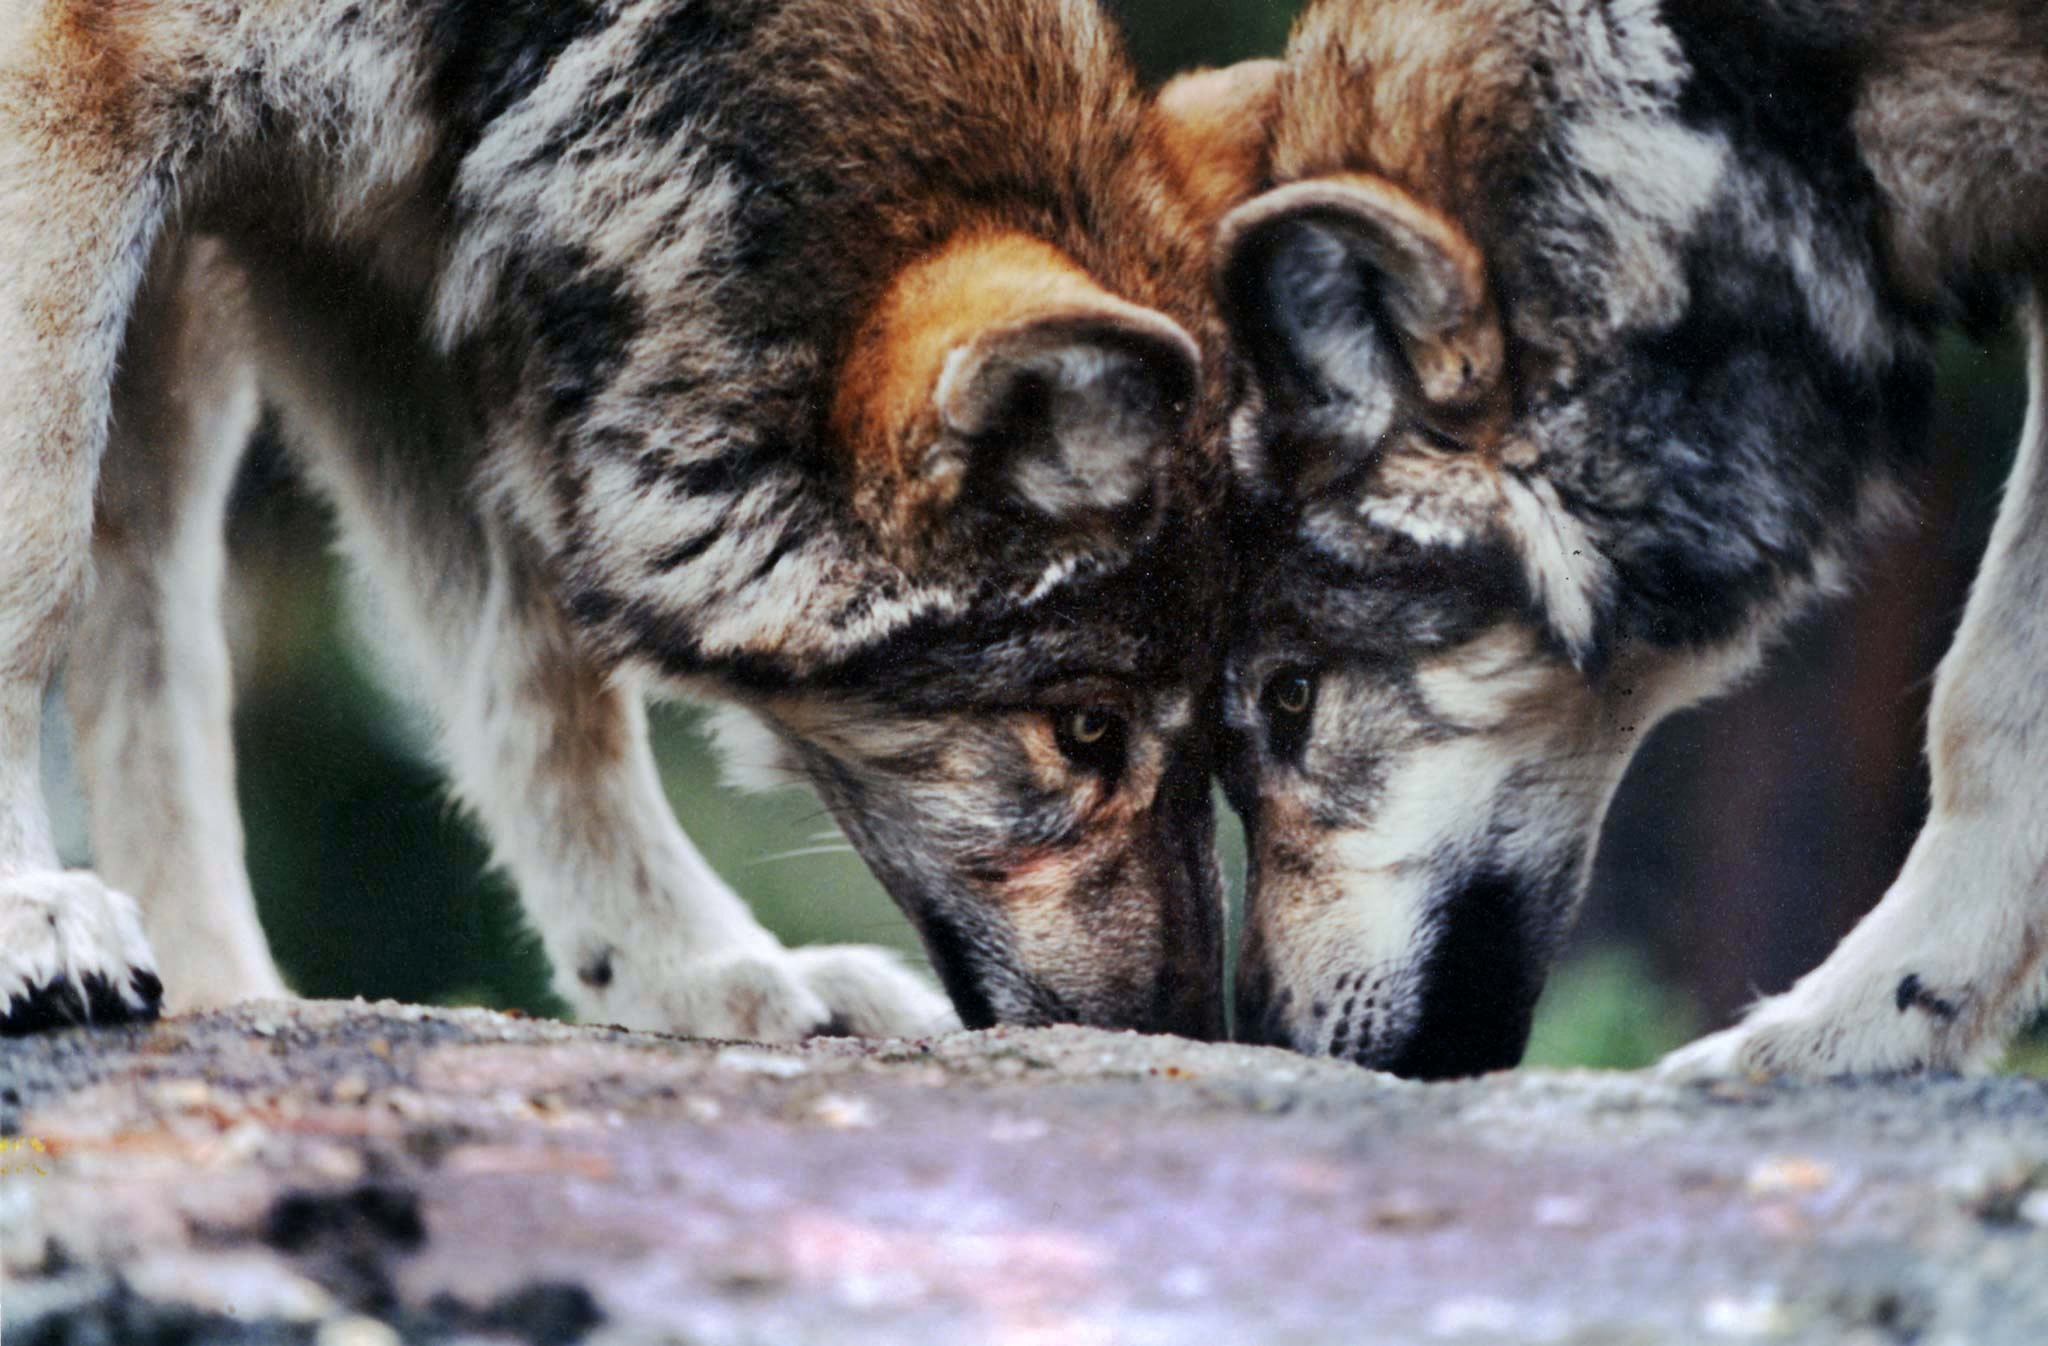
[1214,0,2048,1077]
[0,0,1243,1040]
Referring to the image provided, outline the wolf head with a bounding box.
[1214,0,1939,1074]
[479,0,1271,1037]
[701,227,1229,1035]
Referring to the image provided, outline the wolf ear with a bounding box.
[934,307,1198,519]
[1216,176,1504,495]
[1153,60,1286,224]
[837,232,1199,553]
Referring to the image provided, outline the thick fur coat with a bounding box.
[1216,0,2048,1077]
[0,0,1242,1039]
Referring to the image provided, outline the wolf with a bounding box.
[0,0,1246,1041]
[1212,0,2048,1077]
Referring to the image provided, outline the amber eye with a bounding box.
[1053,707,1129,782]
[1267,669,1316,718]
[1261,668,1318,764]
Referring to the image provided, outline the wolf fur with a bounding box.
[0,0,1238,1040]
[1216,0,2048,1077]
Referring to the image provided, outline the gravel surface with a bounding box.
[3,1000,2047,1345]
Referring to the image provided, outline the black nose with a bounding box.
[1150,963,1226,1041]
[1232,958,1298,1050]
[1380,871,1543,1080]
[1379,1004,1534,1080]
[1235,870,1547,1077]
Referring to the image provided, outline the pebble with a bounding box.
[1745,1156,1833,1197]
[154,1080,213,1112]
[1532,1194,1593,1228]
[1700,1289,1797,1338]
[716,1047,810,1079]
[808,1094,879,1129]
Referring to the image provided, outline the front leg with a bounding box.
[0,55,176,1032]
[437,568,956,1039]
[1664,288,2048,1080]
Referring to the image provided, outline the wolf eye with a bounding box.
[1261,668,1318,764]
[1265,669,1317,719]
[1053,707,1128,780]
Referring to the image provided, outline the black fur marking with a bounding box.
[1895,973,1958,1022]
[650,532,719,574]
[1592,243,1931,648]
[1554,4,1936,651]
[911,908,999,1032]
[809,1013,857,1039]
[577,949,615,990]
[638,2,770,143]
[1663,1,1871,186]
[130,967,165,1008]
[661,440,775,499]
[1382,872,1542,1081]
[508,248,644,434]
[426,0,608,155]
[566,587,622,628]
[745,533,804,585]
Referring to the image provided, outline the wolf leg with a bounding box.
[0,74,173,1031]
[64,239,286,1010]
[250,259,952,1040]
[1665,286,2048,1079]
[373,531,952,1041]
[435,590,956,1040]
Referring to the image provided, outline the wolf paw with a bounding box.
[1657,980,1959,1082]
[598,944,956,1043]
[0,871,164,1035]
[786,944,960,1038]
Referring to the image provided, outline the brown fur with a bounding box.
[1857,4,2048,297]
[0,0,1260,1039]
[1270,0,1546,232]
[1153,60,1288,229]
[834,230,1154,554]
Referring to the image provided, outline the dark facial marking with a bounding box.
[1382,871,1542,1080]
[907,906,999,1032]
[1052,707,1130,789]
[1259,665,1318,764]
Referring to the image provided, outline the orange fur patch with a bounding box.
[22,0,146,138]
[1152,60,1286,230]
[832,229,1123,550]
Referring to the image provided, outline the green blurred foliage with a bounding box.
[1109,0,1302,81]
[1523,947,1701,1070]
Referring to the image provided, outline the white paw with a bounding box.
[589,943,957,1043]
[0,870,163,1034]
[786,944,960,1038]
[1657,978,1960,1082]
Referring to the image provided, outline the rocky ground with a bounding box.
[3,1001,2047,1345]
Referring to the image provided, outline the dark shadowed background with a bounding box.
[50,0,2040,1069]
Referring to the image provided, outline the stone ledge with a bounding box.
[4,999,2046,1344]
